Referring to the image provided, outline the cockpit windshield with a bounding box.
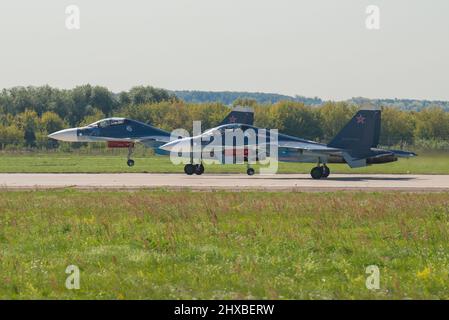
[88,118,125,128]
[203,124,242,135]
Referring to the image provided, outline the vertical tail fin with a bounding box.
[219,106,254,126]
[328,105,381,152]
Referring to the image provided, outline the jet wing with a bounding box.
[276,140,341,153]
[388,149,417,158]
[259,140,336,154]
[139,135,171,147]
[138,135,171,143]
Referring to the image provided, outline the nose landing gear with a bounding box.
[246,161,255,176]
[245,156,255,176]
[127,159,135,167]
[127,144,135,167]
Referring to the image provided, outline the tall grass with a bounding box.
[1,190,448,299]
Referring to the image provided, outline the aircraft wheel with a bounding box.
[310,166,323,179]
[184,164,195,175]
[195,164,205,175]
[322,165,330,178]
[127,159,135,167]
[247,168,255,176]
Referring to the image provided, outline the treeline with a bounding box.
[173,90,449,111]
[1,85,449,151]
[172,90,323,105]
[349,97,449,112]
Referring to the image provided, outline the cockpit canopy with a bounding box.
[202,124,253,136]
[88,118,126,128]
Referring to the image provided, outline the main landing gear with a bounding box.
[127,144,135,167]
[246,161,255,176]
[184,164,205,175]
[310,164,330,179]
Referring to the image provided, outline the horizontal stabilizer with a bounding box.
[389,149,417,158]
[342,152,367,168]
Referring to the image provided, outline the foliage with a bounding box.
[319,102,357,140]
[380,107,415,146]
[172,90,323,105]
[1,85,449,150]
[414,107,449,140]
[0,125,23,149]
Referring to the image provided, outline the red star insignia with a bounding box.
[356,114,366,124]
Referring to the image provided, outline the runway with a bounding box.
[0,173,448,191]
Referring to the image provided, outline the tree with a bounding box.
[40,111,65,134]
[118,91,131,106]
[91,86,115,116]
[319,102,357,141]
[232,98,257,107]
[186,103,228,130]
[15,109,39,147]
[380,107,415,147]
[68,84,93,126]
[128,86,175,105]
[80,108,105,127]
[0,124,23,149]
[269,101,322,140]
[414,106,449,140]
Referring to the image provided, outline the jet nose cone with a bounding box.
[159,140,178,152]
[48,128,79,142]
[160,138,191,152]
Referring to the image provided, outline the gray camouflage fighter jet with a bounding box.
[48,106,254,168]
[160,105,417,179]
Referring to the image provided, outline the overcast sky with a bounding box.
[0,0,448,100]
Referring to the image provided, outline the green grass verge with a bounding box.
[0,152,448,174]
[1,190,448,299]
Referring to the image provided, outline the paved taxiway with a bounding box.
[0,173,448,191]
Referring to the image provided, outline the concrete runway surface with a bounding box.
[0,173,448,191]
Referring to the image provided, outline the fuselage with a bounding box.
[160,124,403,166]
[49,118,170,143]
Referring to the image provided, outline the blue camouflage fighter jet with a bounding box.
[48,106,254,169]
[160,105,417,179]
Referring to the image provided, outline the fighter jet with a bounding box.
[48,106,254,168]
[160,105,417,179]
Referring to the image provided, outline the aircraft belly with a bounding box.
[278,156,316,163]
[278,149,327,163]
[277,149,346,164]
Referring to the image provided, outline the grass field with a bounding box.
[1,189,448,299]
[0,152,448,174]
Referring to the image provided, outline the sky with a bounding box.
[0,0,448,101]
